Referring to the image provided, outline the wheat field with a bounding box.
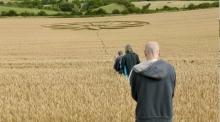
[0,8,218,122]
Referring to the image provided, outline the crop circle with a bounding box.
[44,21,149,30]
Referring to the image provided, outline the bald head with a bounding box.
[144,41,160,60]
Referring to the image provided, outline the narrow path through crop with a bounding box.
[96,31,109,56]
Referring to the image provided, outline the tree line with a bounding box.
[0,0,219,16]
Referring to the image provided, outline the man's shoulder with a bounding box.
[123,53,133,59]
[131,52,138,57]
[133,61,152,73]
[156,59,172,65]
[133,59,174,72]
[122,54,128,58]
[157,59,175,72]
[116,55,123,59]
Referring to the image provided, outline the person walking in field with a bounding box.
[113,50,123,74]
[121,44,140,77]
[129,41,176,122]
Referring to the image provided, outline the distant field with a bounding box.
[0,6,58,15]
[133,1,216,9]
[97,1,217,13]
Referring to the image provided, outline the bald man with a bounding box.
[129,42,176,122]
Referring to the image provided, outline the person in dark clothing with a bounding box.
[121,44,140,77]
[113,50,123,74]
[129,42,176,122]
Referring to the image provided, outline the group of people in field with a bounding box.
[113,42,176,122]
[114,44,140,77]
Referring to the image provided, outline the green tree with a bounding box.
[112,9,120,14]
[37,10,47,16]
[94,8,106,15]
[121,9,129,14]
[59,2,74,11]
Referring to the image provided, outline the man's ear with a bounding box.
[158,49,160,56]
[144,50,147,57]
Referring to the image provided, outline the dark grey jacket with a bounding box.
[121,52,140,75]
[129,60,176,122]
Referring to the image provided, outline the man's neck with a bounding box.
[146,58,159,62]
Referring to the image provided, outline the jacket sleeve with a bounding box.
[172,67,176,98]
[113,58,117,71]
[129,70,138,102]
[121,56,125,74]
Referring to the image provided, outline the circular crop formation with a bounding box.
[44,21,149,30]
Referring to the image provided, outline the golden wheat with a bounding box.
[0,8,218,122]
